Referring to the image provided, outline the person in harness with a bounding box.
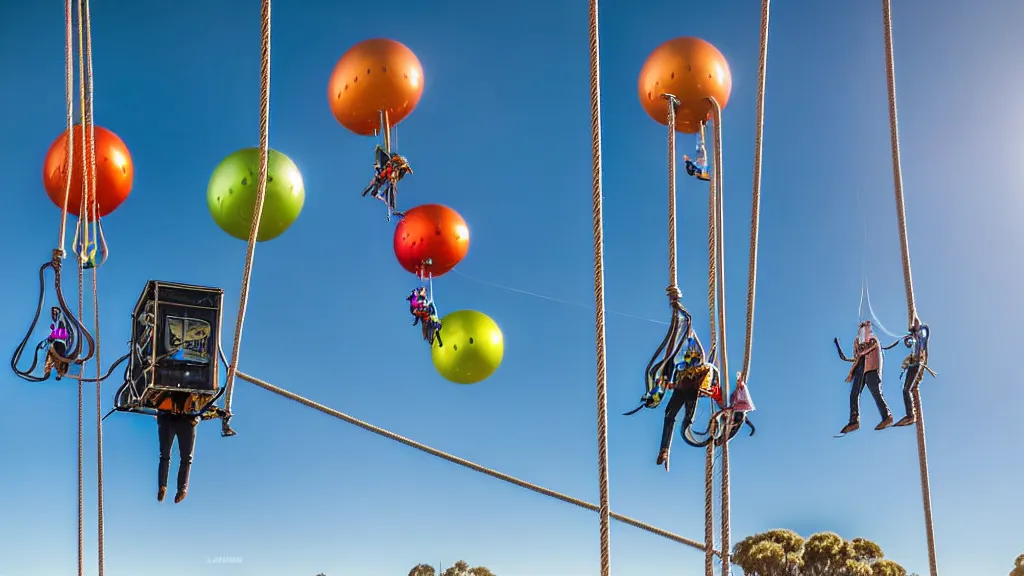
[156,391,229,503]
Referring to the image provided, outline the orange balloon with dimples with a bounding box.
[328,38,425,136]
[638,37,732,134]
[393,204,469,278]
[42,125,134,217]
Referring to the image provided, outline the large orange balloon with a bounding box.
[328,38,424,136]
[638,37,732,134]
[42,125,134,217]
[393,204,469,278]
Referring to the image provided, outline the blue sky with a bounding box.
[1,0,1021,575]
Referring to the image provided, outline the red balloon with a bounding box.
[42,125,134,218]
[393,204,470,278]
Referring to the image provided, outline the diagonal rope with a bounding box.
[80,0,105,569]
[880,1,937,575]
[222,0,272,418]
[587,0,612,572]
[233,369,716,554]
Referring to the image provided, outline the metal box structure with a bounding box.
[115,281,224,414]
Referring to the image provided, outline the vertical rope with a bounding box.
[57,0,75,255]
[80,0,104,569]
[739,0,771,383]
[664,95,681,297]
[880,2,937,574]
[73,2,87,573]
[223,0,273,416]
[708,98,732,575]
[587,0,612,573]
[703,442,715,576]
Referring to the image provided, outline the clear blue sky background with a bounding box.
[1,0,1021,575]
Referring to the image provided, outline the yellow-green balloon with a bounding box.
[431,310,504,384]
[207,147,305,242]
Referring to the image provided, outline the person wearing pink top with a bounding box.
[833,320,894,434]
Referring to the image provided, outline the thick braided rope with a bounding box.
[57,0,75,255]
[704,441,715,576]
[234,369,715,553]
[880,2,937,574]
[707,98,733,575]
[739,0,771,384]
[73,0,88,571]
[704,124,719,576]
[665,95,680,298]
[223,0,272,414]
[81,0,105,568]
[587,0,612,572]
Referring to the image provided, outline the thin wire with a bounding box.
[223,0,272,416]
[233,369,715,554]
[587,0,612,572]
[450,269,669,326]
[880,1,937,574]
[80,0,104,568]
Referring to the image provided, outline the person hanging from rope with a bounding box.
[407,286,443,347]
[655,334,715,469]
[834,320,894,434]
[895,319,934,427]
[362,144,412,220]
[42,306,72,380]
[156,391,228,503]
[683,122,711,182]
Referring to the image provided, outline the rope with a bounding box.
[57,0,75,255]
[233,369,716,554]
[587,0,612,572]
[80,0,105,568]
[703,442,715,576]
[880,1,937,574]
[222,0,272,416]
[739,0,770,384]
[73,1,87,572]
[664,95,681,299]
[707,98,733,575]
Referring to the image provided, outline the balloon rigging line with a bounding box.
[449,268,669,326]
[855,187,901,341]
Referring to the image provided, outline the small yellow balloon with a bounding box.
[431,310,504,384]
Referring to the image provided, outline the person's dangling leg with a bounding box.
[433,323,443,347]
[157,414,174,501]
[658,387,688,469]
[895,364,921,426]
[173,418,197,503]
[865,370,894,430]
[842,367,866,434]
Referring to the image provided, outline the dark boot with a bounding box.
[174,488,187,503]
[157,486,166,502]
[894,415,916,427]
[840,421,860,434]
[875,414,894,430]
[656,448,670,471]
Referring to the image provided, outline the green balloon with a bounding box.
[207,148,305,242]
[431,310,504,384]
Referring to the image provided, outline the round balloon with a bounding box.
[431,310,504,384]
[207,148,305,242]
[42,125,134,217]
[328,38,424,136]
[393,204,469,277]
[638,37,732,134]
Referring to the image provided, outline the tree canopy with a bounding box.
[1010,553,1024,576]
[408,560,495,576]
[732,529,907,576]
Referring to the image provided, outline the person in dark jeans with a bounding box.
[157,392,228,503]
[895,320,931,427]
[834,320,894,434]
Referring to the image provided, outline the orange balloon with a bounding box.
[328,38,424,136]
[638,37,732,134]
[393,204,469,278]
[42,125,134,218]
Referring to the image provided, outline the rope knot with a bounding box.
[51,248,65,268]
[666,285,682,304]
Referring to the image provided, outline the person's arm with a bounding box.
[855,339,879,358]
[834,338,852,362]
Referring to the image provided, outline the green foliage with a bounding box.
[732,530,905,576]
[409,561,494,576]
[1010,553,1024,576]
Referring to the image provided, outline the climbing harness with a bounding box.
[361,110,413,221]
[408,260,443,348]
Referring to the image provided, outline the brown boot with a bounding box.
[656,449,670,471]
[894,415,916,427]
[875,415,894,430]
[157,486,166,502]
[840,421,860,434]
[174,489,187,504]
